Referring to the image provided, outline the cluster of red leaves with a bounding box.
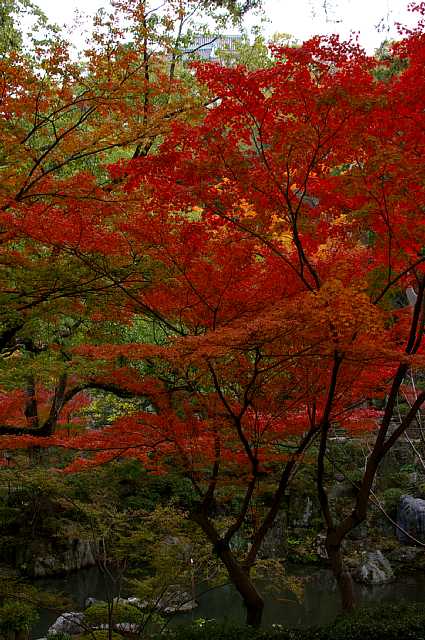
[1,19,425,491]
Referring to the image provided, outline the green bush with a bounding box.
[84,601,145,627]
[0,599,39,634]
[151,603,425,640]
[160,622,296,640]
[316,603,425,640]
[383,470,411,490]
[382,487,404,517]
[46,633,72,640]
[79,632,125,640]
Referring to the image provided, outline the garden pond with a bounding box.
[30,566,425,638]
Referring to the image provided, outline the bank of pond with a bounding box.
[30,566,425,640]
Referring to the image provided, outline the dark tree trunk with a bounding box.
[245,597,264,627]
[218,545,264,627]
[327,540,355,611]
[191,507,265,625]
[24,376,39,430]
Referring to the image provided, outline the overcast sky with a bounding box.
[34,0,417,53]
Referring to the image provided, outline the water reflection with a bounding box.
[31,568,119,639]
[183,571,425,628]
[31,568,425,638]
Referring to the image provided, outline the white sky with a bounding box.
[34,0,418,53]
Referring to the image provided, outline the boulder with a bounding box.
[315,533,328,559]
[112,592,197,615]
[353,550,394,584]
[115,623,140,632]
[388,545,423,564]
[258,510,286,558]
[84,597,98,608]
[31,539,97,577]
[298,497,313,527]
[158,587,198,614]
[48,612,85,635]
[397,495,425,544]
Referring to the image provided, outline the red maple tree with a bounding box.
[81,23,425,618]
[2,3,425,627]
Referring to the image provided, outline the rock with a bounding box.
[31,539,97,577]
[388,545,424,564]
[85,597,98,608]
[409,472,418,486]
[112,592,197,615]
[158,587,198,614]
[397,495,425,544]
[115,623,140,632]
[258,510,286,558]
[329,436,348,444]
[94,623,141,633]
[48,612,85,635]
[299,497,313,527]
[315,533,328,559]
[353,551,394,584]
[162,598,197,614]
[389,545,425,573]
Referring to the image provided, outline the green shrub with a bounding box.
[150,603,425,640]
[382,487,404,516]
[79,632,124,640]
[46,633,72,640]
[84,601,144,627]
[0,599,39,634]
[384,470,411,490]
[160,622,297,640]
[316,603,425,640]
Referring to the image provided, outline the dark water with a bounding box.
[31,568,120,639]
[31,567,425,638]
[178,571,425,628]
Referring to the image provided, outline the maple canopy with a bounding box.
[1,0,425,625]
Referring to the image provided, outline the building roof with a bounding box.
[183,34,243,61]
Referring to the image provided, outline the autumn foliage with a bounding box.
[1,0,425,626]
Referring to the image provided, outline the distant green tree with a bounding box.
[0,0,59,57]
[198,0,261,22]
[373,39,409,81]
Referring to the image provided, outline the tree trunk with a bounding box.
[326,540,355,611]
[191,511,264,626]
[217,544,264,627]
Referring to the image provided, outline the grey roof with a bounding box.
[183,34,243,61]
